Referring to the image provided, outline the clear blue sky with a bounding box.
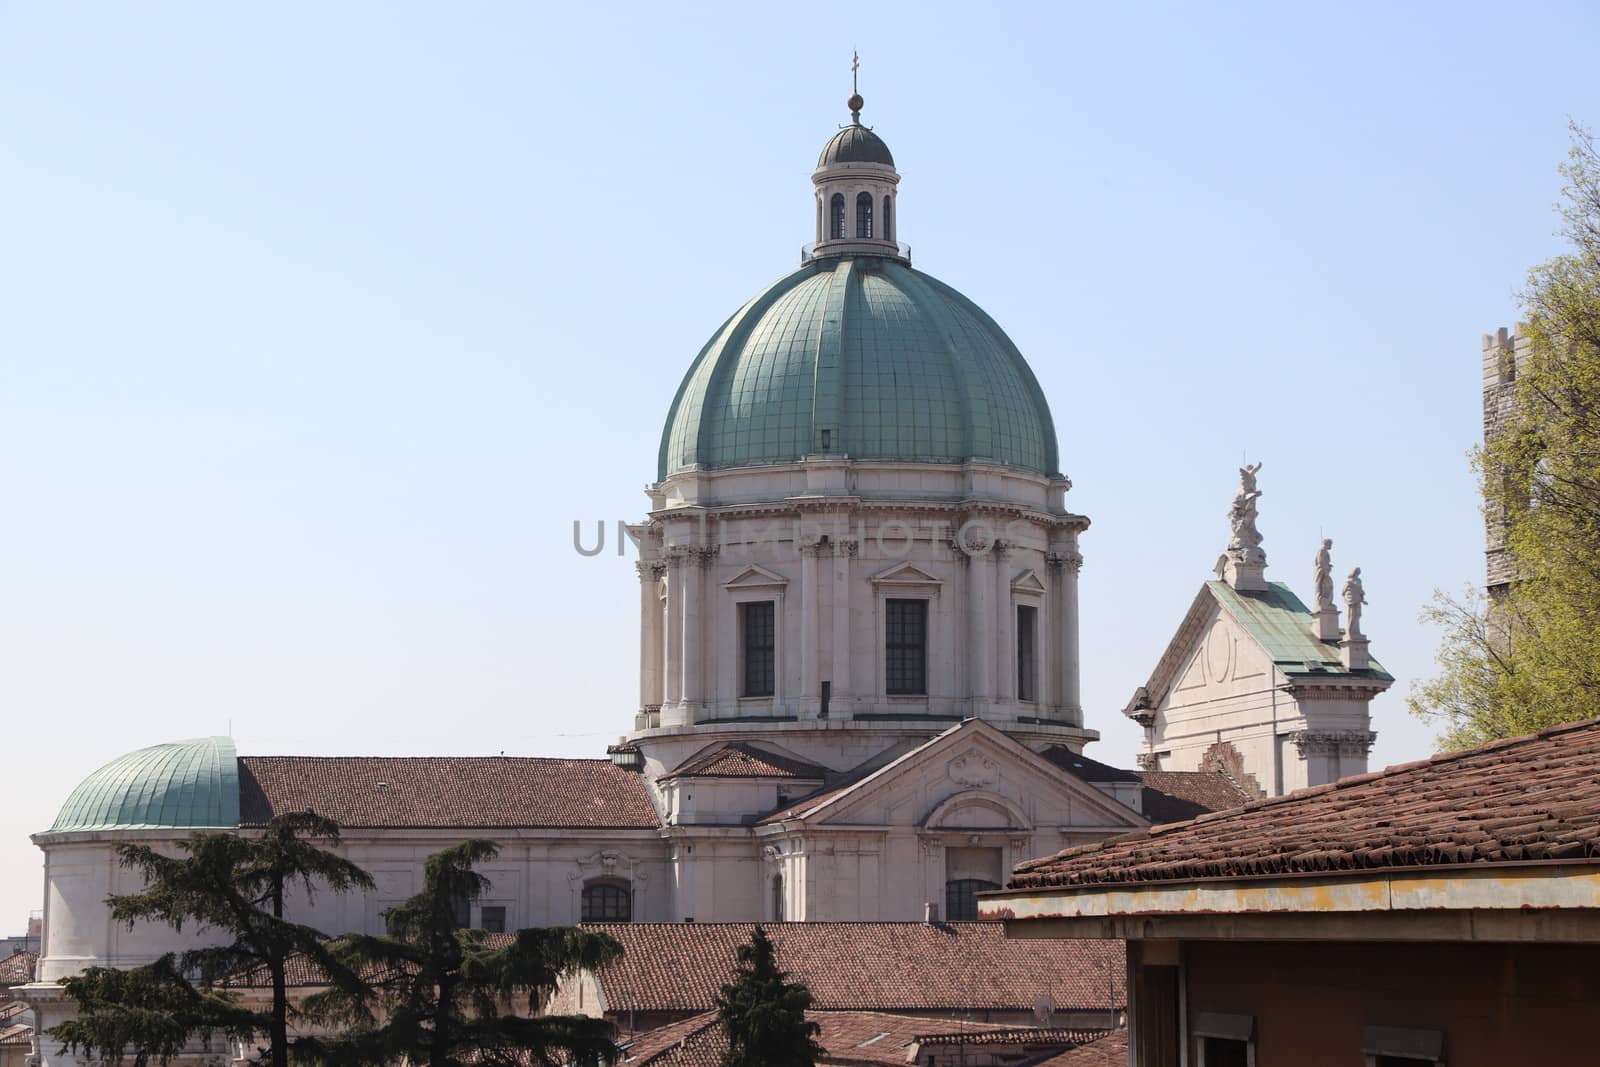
[2,1,1596,930]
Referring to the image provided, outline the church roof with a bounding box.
[50,736,239,832]
[1040,747,1255,823]
[658,256,1060,480]
[238,755,660,830]
[1207,580,1393,682]
[580,921,1125,1014]
[1008,717,1600,890]
[658,742,827,781]
[1136,770,1256,822]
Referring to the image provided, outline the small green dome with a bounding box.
[818,124,895,167]
[51,737,240,832]
[659,256,1059,479]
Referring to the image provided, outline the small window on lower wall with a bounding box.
[480,905,506,933]
[1362,1025,1445,1067]
[1194,1012,1254,1067]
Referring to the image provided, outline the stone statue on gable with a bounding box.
[1343,567,1367,640]
[1226,462,1266,565]
[1314,539,1335,612]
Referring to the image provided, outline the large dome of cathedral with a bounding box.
[657,258,1059,480]
[657,100,1060,484]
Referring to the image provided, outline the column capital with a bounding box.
[1046,549,1084,573]
[636,560,667,580]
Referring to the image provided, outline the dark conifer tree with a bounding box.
[714,926,823,1067]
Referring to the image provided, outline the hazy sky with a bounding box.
[2,1,1597,931]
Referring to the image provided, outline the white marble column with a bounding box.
[637,561,665,713]
[800,542,821,711]
[1057,548,1083,721]
[966,549,992,711]
[993,543,1013,704]
[830,539,855,713]
[663,552,684,716]
[681,548,710,721]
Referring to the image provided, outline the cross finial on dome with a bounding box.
[848,51,863,124]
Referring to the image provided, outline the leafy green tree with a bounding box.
[49,811,375,1067]
[296,839,622,1067]
[714,926,822,1067]
[1411,123,1600,747]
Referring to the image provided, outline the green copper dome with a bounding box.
[50,737,240,832]
[658,256,1060,479]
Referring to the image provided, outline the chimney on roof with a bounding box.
[924,902,938,924]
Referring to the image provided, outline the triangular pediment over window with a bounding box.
[1011,568,1047,594]
[722,563,790,590]
[869,561,943,588]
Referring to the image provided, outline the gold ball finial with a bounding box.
[848,93,864,123]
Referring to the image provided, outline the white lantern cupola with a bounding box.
[810,83,904,262]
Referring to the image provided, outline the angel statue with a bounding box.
[1226,462,1266,564]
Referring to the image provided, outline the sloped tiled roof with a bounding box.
[238,756,661,829]
[0,952,36,987]
[1012,718,1600,889]
[1137,771,1254,823]
[584,922,1124,1013]
[0,1001,26,1022]
[0,1023,30,1048]
[1041,747,1252,824]
[1039,748,1141,784]
[1034,1028,1129,1064]
[627,1010,1053,1066]
[660,743,827,781]
[915,1026,1107,1048]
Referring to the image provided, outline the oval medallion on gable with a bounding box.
[1204,629,1233,683]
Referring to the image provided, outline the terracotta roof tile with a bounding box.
[583,922,1124,1013]
[1012,717,1600,889]
[1040,748,1142,784]
[1137,771,1255,823]
[1033,1028,1129,1064]
[0,1023,30,1048]
[0,953,36,987]
[0,1001,25,1022]
[238,756,660,829]
[627,1011,1059,1066]
[660,743,827,781]
[914,1025,1108,1048]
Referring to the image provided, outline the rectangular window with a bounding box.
[885,598,927,695]
[450,895,471,930]
[1017,604,1038,702]
[480,905,506,933]
[740,600,776,697]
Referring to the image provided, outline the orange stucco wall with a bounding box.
[1177,939,1599,1065]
